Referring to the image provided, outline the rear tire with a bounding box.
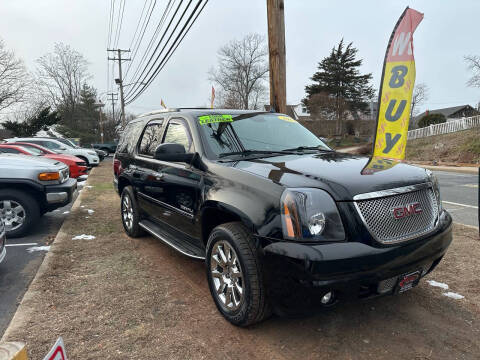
[0,189,40,238]
[120,186,145,237]
[206,222,271,326]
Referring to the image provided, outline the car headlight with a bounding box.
[280,188,345,242]
[426,170,442,212]
[87,151,97,156]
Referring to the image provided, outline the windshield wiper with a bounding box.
[281,146,334,152]
[218,149,295,158]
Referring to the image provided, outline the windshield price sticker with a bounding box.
[198,114,233,125]
[278,115,296,123]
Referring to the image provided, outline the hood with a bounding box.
[231,152,429,201]
[0,154,65,170]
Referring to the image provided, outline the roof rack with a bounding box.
[137,108,180,117]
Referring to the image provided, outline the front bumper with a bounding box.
[262,210,453,311]
[44,178,77,211]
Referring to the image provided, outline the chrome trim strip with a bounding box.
[137,192,194,219]
[353,182,432,201]
[139,222,205,260]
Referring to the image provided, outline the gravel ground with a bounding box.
[2,162,480,359]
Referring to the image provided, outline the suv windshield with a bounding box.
[198,113,331,159]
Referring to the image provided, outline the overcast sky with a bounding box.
[0,0,479,117]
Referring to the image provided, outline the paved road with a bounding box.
[434,170,479,227]
[0,193,78,337]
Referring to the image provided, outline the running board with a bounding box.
[139,219,205,260]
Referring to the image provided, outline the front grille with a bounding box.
[354,185,438,244]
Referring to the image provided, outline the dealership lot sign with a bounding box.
[372,7,423,160]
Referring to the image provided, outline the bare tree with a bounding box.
[0,39,28,111]
[209,34,269,110]
[410,83,429,120]
[465,55,480,88]
[36,43,91,122]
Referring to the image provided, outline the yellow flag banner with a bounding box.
[372,7,423,160]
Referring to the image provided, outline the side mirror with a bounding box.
[154,143,194,163]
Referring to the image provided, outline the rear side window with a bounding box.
[138,121,163,156]
[116,121,145,154]
[163,121,192,153]
[44,141,61,150]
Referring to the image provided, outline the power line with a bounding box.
[114,0,126,48]
[125,0,174,80]
[124,0,158,78]
[128,0,149,51]
[126,0,208,104]
[124,0,186,99]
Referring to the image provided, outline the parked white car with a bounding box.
[5,137,99,167]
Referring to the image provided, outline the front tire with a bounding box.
[0,189,40,238]
[206,222,270,326]
[120,186,145,237]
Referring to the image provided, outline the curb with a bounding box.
[0,173,91,343]
[412,164,479,175]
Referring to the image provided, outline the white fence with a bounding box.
[407,115,480,140]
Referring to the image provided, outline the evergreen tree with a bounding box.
[2,107,60,136]
[303,39,374,134]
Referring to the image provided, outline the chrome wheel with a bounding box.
[122,194,134,230]
[0,200,26,232]
[210,240,244,311]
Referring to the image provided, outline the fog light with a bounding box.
[321,291,334,305]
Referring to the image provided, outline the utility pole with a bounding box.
[107,49,131,127]
[107,92,118,124]
[94,100,106,144]
[266,0,287,114]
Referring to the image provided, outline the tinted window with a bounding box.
[198,113,329,157]
[118,121,146,154]
[138,122,163,156]
[163,122,191,152]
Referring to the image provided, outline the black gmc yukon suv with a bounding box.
[114,109,452,326]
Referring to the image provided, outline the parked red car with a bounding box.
[0,143,88,178]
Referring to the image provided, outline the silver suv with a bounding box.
[5,137,100,167]
[0,154,77,237]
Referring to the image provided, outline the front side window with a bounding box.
[198,113,330,158]
[138,122,163,156]
[163,121,192,152]
[0,147,20,154]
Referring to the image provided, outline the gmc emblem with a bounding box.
[392,202,423,220]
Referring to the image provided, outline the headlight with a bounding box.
[426,170,442,212]
[87,151,97,155]
[280,188,345,242]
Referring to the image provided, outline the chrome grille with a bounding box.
[354,184,438,244]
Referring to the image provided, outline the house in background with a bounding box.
[264,104,311,121]
[414,104,480,125]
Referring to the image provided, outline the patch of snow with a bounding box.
[443,292,465,300]
[80,205,85,208]
[427,280,449,290]
[63,211,70,214]
[35,124,64,138]
[27,246,51,253]
[87,209,95,215]
[85,185,93,189]
[72,234,96,241]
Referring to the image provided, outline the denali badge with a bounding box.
[392,202,423,220]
